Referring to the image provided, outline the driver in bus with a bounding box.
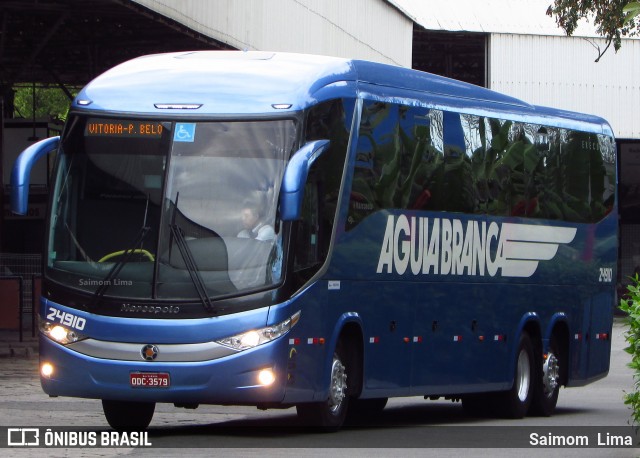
[237,196,275,242]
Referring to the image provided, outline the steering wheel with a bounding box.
[98,249,155,263]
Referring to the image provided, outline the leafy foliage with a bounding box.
[620,275,640,426]
[13,85,75,122]
[547,0,640,61]
[624,2,640,22]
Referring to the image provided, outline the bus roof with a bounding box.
[73,51,612,135]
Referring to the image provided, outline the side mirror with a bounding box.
[279,139,330,221]
[11,136,60,215]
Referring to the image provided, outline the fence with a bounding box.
[0,254,42,341]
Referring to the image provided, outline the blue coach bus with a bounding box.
[12,51,617,431]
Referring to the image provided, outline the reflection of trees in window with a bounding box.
[599,135,616,166]
[349,102,438,228]
[563,131,608,221]
[471,117,531,216]
[350,102,400,214]
[530,127,563,220]
[347,102,615,229]
[524,129,605,222]
[598,134,616,211]
[468,118,610,222]
[429,110,444,154]
[523,123,541,144]
[461,114,482,158]
[421,111,474,213]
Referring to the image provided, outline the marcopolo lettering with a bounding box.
[120,304,180,314]
[376,215,577,278]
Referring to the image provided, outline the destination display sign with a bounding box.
[85,119,164,138]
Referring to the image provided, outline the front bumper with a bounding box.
[39,334,288,405]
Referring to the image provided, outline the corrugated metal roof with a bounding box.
[388,0,604,38]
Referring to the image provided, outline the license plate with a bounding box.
[130,372,170,388]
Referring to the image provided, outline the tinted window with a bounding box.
[348,102,443,229]
[347,100,615,229]
[294,99,351,278]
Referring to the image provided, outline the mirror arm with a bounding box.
[279,139,330,221]
[11,136,60,215]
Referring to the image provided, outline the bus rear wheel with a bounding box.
[461,394,492,416]
[296,345,350,431]
[529,335,561,416]
[102,400,155,431]
[496,333,534,419]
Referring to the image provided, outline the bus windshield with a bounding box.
[47,116,296,301]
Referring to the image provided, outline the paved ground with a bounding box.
[0,329,38,359]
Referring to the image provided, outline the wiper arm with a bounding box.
[65,222,97,267]
[168,223,215,314]
[90,195,151,308]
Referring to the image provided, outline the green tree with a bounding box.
[12,85,75,122]
[547,0,640,61]
[619,275,640,426]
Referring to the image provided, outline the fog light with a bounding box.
[258,368,275,386]
[41,362,54,378]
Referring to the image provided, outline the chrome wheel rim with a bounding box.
[542,352,560,397]
[328,355,347,414]
[516,348,531,402]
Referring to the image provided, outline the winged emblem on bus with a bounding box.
[499,223,577,278]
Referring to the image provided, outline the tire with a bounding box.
[529,335,561,416]
[496,332,534,419]
[347,397,388,423]
[102,400,155,431]
[296,344,350,431]
[461,394,492,417]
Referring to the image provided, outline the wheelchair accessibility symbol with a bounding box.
[174,123,196,142]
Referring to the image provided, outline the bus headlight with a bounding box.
[40,321,87,345]
[216,311,301,351]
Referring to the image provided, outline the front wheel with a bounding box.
[296,346,350,431]
[496,333,534,419]
[102,400,155,431]
[347,397,388,423]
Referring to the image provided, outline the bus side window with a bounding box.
[293,99,350,280]
[347,102,441,228]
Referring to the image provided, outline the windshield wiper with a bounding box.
[90,196,151,308]
[169,192,216,314]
